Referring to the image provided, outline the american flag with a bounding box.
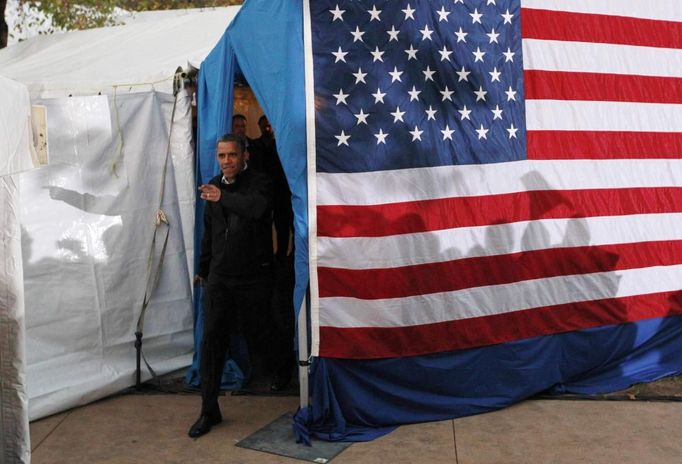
[305,0,682,359]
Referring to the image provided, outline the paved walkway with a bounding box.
[30,393,682,463]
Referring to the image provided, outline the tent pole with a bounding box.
[297,291,309,409]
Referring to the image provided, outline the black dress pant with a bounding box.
[200,274,271,414]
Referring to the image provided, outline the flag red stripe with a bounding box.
[318,291,682,358]
[524,70,682,103]
[521,8,682,49]
[317,187,682,237]
[319,240,682,299]
[527,131,682,159]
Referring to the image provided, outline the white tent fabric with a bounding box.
[0,7,239,421]
[0,6,240,97]
[20,90,195,421]
[0,75,34,464]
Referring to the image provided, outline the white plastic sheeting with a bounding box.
[0,75,33,464]
[20,89,196,420]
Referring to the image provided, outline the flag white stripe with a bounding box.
[318,213,682,269]
[521,0,682,22]
[522,40,682,78]
[316,159,682,206]
[526,100,682,132]
[319,265,682,328]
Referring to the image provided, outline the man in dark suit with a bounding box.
[189,134,273,438]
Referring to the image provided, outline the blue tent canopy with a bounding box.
[191,0,682,443]
[185,0,309,390]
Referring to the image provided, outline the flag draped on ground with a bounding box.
[307,0,682,359]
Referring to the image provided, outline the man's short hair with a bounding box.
[258,115,269,125]
[217,133,245,153]
[232,114,247,123]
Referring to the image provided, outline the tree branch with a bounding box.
[1,0,8,49]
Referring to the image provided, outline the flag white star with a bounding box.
[408,86,421,101]
[420,25,434,41]
[505,86,517,101]
[353,67,367,84]
[425,105,438,120]
[423,66,436,81]
[437,6,451,22]
[391,106,406,123]
[470,8,483,24]
[456,66,470,82]
[374,128,388,144]
[502,9,514,24]
[453,0,464,3]
[487,0,496,5]
[487,28,500,44]
[489,67,501,82]
[329,4,345,21]
[458,105,472,120]
[404,44,418,60]
[332,47,348,63]
[333,89,349,105]
[389,66,403,83]
[439,45,453,62]
[335,130,350,146]
[410,126,424,141]
[507,123,518,139]
[372,87,386,103]
[474,86,487,102]
[440,86,454,101]
[441,124,455,140]
[354,109,369,125]
[371,46,385,62]
[368,4,382,21]
[386,25,400,42]
[491,105,503,120]
[350,26,365,43]
[503,47,515,62]
[476,124,489,140]
[402,4,416,20]
[472,47,485,62]
[454,27,468,43]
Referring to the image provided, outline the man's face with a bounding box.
[232,118,247,137]
[216,141,245,181]
[258,118,273,138]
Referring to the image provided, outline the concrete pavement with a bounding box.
[29,392,682,463]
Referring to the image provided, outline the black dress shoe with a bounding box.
[270,373,292,392]
[188,411,222,438]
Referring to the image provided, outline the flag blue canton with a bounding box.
[311,0,527,174]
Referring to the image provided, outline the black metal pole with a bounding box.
[135,331,143,389]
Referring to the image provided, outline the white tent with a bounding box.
[1,6,239,96]
[0,74,35,464]
[0,6,239,423]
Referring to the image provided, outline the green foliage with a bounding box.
[119,0,243,11]
[15,0,243,34]
[19,0,119,31]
